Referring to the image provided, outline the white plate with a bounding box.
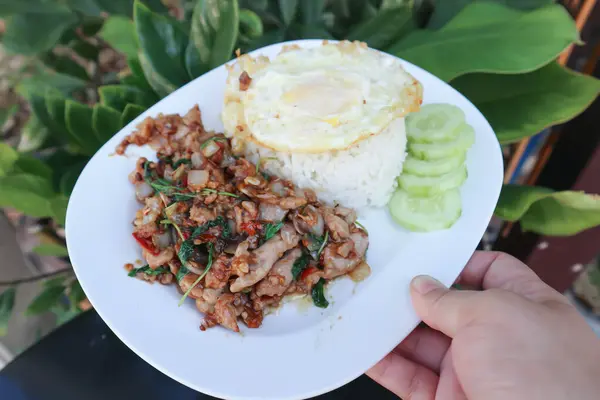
[66,40,503,400]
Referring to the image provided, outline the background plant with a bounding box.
[0,0,599,336]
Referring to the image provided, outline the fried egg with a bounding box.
[222,41,423,153]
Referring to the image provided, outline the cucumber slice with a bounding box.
[403,153,466,177]
[389,188,462,232]
[406,104,465,143]
[398,165,467,196]
[408,123,475,160]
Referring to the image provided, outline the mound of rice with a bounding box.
[230,118,406,209]
[221,41,419,210]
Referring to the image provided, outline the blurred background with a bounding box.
[1,0,600,369]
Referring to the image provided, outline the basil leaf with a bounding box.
[128,265,169,277]
[263,221,283,242]
[176,265,189,282]
[25,285,66,316]
[291,252,309,281]
[311,278,329,308]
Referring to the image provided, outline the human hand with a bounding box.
[368,251,600,400]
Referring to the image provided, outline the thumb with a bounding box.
[410,275,481,338]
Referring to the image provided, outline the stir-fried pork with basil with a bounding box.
[118,106,370,332]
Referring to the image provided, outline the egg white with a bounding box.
[222,41,423,153]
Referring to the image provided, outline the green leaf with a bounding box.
[25,285,66,316]
[71,40,100,61]
[138,52,178,98]
[3,11,77,55]
[189,0,240,72]
[52,305,82,325]
[66,0,103,16]
[299,0,325,25]
[92,104,123,144]
[291,252,309,281]
[428,0,555,30]
[244,29,286,52]
[99,85,155,111]
[95,0,134,16]
[0,143,18,177]
[121,103,146,127]
[184,42,205,80]
[32,243,69,257]
[495,185,600,236]
[17,71,87,97]
[45,94,83,149]
[0,0,70,15]
[100,16,139,59]
[311,278,329,308]
[68,280,86,309]
[58,161,86,195]
[0,174,55,217]
[278,0,298,25]
[41,53,89,81]
[65,100,101,155]
[348,5,414,49]
[292,24,333,39]
[239,9,264,38]
[81,16,104,36]
[0,288,16,336]
[134,0,189,87]
[452,63,600,143]
[124,57,156,93]
[389,3,578,81]
[12,155,53,180]
[43,275,67,288]
[50,196,70,226]
[18,114,51,152]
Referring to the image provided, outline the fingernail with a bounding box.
[411,275,443,295]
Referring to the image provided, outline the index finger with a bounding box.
[457,251,567,304]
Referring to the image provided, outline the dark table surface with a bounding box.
[0,310,396,400]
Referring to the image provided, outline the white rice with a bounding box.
[232,118,407,210]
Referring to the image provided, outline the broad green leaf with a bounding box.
[134,0,189,88]
[138,52,178,98]
[17,71,87,97]
[43,276,68,288]
[3,12,77,55]
[240,0,268,12]
[239,9,263,38]
[59,161,86,195]
[495,185,600,236]
[381,0,413,9]
[121,104,146,127]
[50,196,70,226]
[299,0,325,25]
[124,57,156,93]
[278,0,298,25]
[68,280,86,309]
[92,105,123,144]
[41,53,89,81]
[65,100,102,155]
[32,243,69,257]
[428,0,555,29]
[46,95,85,151]
[18,114,51,152]
[12,155,53,180]
[389,3,578,81]
[71,40,100,61]
[0,143,18,176]
[184,43,205,80]
[66,0,103,16]
[0,174,55,218]
[244,29,286,52]
[25,285,66,316]
[0,288,16,336]
[348,5,414,49]
[292,24,334,39]
[52,305,81,325]
[95,0,134,16]
[0,0,69,15]
[99,85,155,112]
[81,17,104,36]
[19,93,70,146]
[190,0,240,71]
[452,63,600,143]
[100,16,139,59]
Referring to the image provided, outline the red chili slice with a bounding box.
[300,266,318,282]
[240,221,262,236]
[132,232,160,255]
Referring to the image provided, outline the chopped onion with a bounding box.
[135,182,153,200]
[259,203,288,222]
[191,152,205,168]
[187,170,209,188]
[269,180,286,196]
[201,141,220,157]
